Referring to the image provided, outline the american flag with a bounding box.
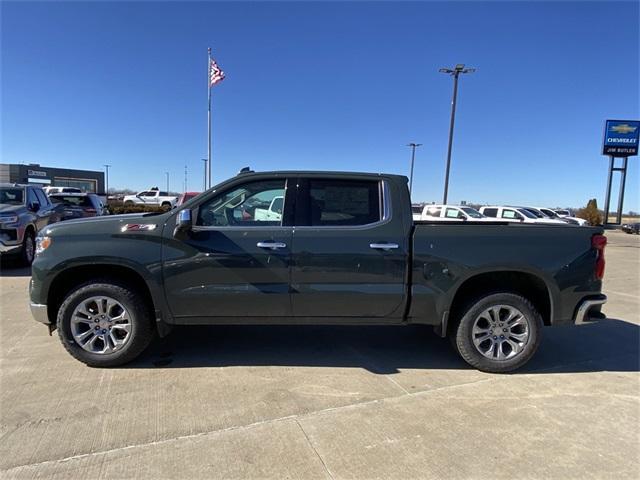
[209,57,225,87]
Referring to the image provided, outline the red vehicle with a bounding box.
[175,191,201,207]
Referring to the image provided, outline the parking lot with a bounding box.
[0,230,638,479]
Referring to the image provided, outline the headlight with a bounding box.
[0,214,18,224]
[35,236,52,255]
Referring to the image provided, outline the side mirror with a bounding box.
[174,209,192,237]
[29,202,40,212]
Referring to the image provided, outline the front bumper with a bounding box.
[30,302,50,325]
[574,295,607,325]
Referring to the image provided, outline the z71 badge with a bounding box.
[121,224,157,232]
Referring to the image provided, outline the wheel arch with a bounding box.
[46,264,157,330]
[447,270,553,336]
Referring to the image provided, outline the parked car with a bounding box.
[49,193,108,221]
[621,222,640,234]
[123,188,178,208]
[30,170,608,372]
[413,204,489,222]
[0,183,60,264]
[175,191,201,207]
[533,207,588,226]
[43,186,82,195]
[479,206,566,225]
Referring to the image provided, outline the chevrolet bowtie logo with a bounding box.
[610,124,637,134]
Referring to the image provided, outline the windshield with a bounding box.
[540,208,559,218]
[0,187,25,205]
[461,207,484,218]
[50,195,93,207]
[518,209,538,219]
[523,208,544,218]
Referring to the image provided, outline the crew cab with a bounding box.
[30,170,608,372]
[413,204,488,222]
[123,188,177,208]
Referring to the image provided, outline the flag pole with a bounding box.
[207,47,212,190]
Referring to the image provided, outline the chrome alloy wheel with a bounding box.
[471,305,530,361]
[70,296,132,354]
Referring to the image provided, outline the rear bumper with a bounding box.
[574,295,607,325]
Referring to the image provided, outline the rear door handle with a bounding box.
[257,241,287,250]
[369,243,399,250]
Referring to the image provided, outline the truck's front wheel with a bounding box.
[452,292,543,373]
[57,281,154,367]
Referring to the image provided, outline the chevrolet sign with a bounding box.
[603,119,639,156]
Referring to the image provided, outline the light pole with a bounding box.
[184,165,188,193]
[165,172,169,192]
[201,159,207,191]
[439,64,475,204]
[406,143,422,197]
[104,164,111,194]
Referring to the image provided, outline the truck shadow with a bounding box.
[131,319,639,374]
[0,261,31,277]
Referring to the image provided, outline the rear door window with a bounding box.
[298,179,381,226]
[425,207,442,218]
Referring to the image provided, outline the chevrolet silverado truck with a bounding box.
[29,170,608,372]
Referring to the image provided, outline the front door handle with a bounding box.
[370,243,399,250]
[257,241,287,250]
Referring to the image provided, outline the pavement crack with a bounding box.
[295,419,335,480]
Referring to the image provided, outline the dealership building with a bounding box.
[0,163,105,193]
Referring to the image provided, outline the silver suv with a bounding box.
[0,184,60,265]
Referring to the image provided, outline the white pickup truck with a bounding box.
[413,204,489,222]
[123,189,178,208]
[254,196,284,221]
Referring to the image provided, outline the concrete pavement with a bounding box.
[1,230,638,479]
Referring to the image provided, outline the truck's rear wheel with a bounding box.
[57,281,154,367]
[452,292,543,373]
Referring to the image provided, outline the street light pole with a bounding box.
[439,64,475,204]
[103,164,111,195]
[201,159,207,191]
[165,172,169,192]
[406,143,422,197]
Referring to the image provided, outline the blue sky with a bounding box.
[2,1,639,210]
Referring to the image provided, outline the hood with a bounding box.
[0,204,25,214]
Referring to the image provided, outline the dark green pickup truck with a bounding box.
[29,170,608,372]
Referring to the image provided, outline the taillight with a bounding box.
[592,234,607,280]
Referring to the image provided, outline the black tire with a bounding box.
[451,292,543,373]
[161,202,171,209]
[57,281,155,367]
[21,229,35,266]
